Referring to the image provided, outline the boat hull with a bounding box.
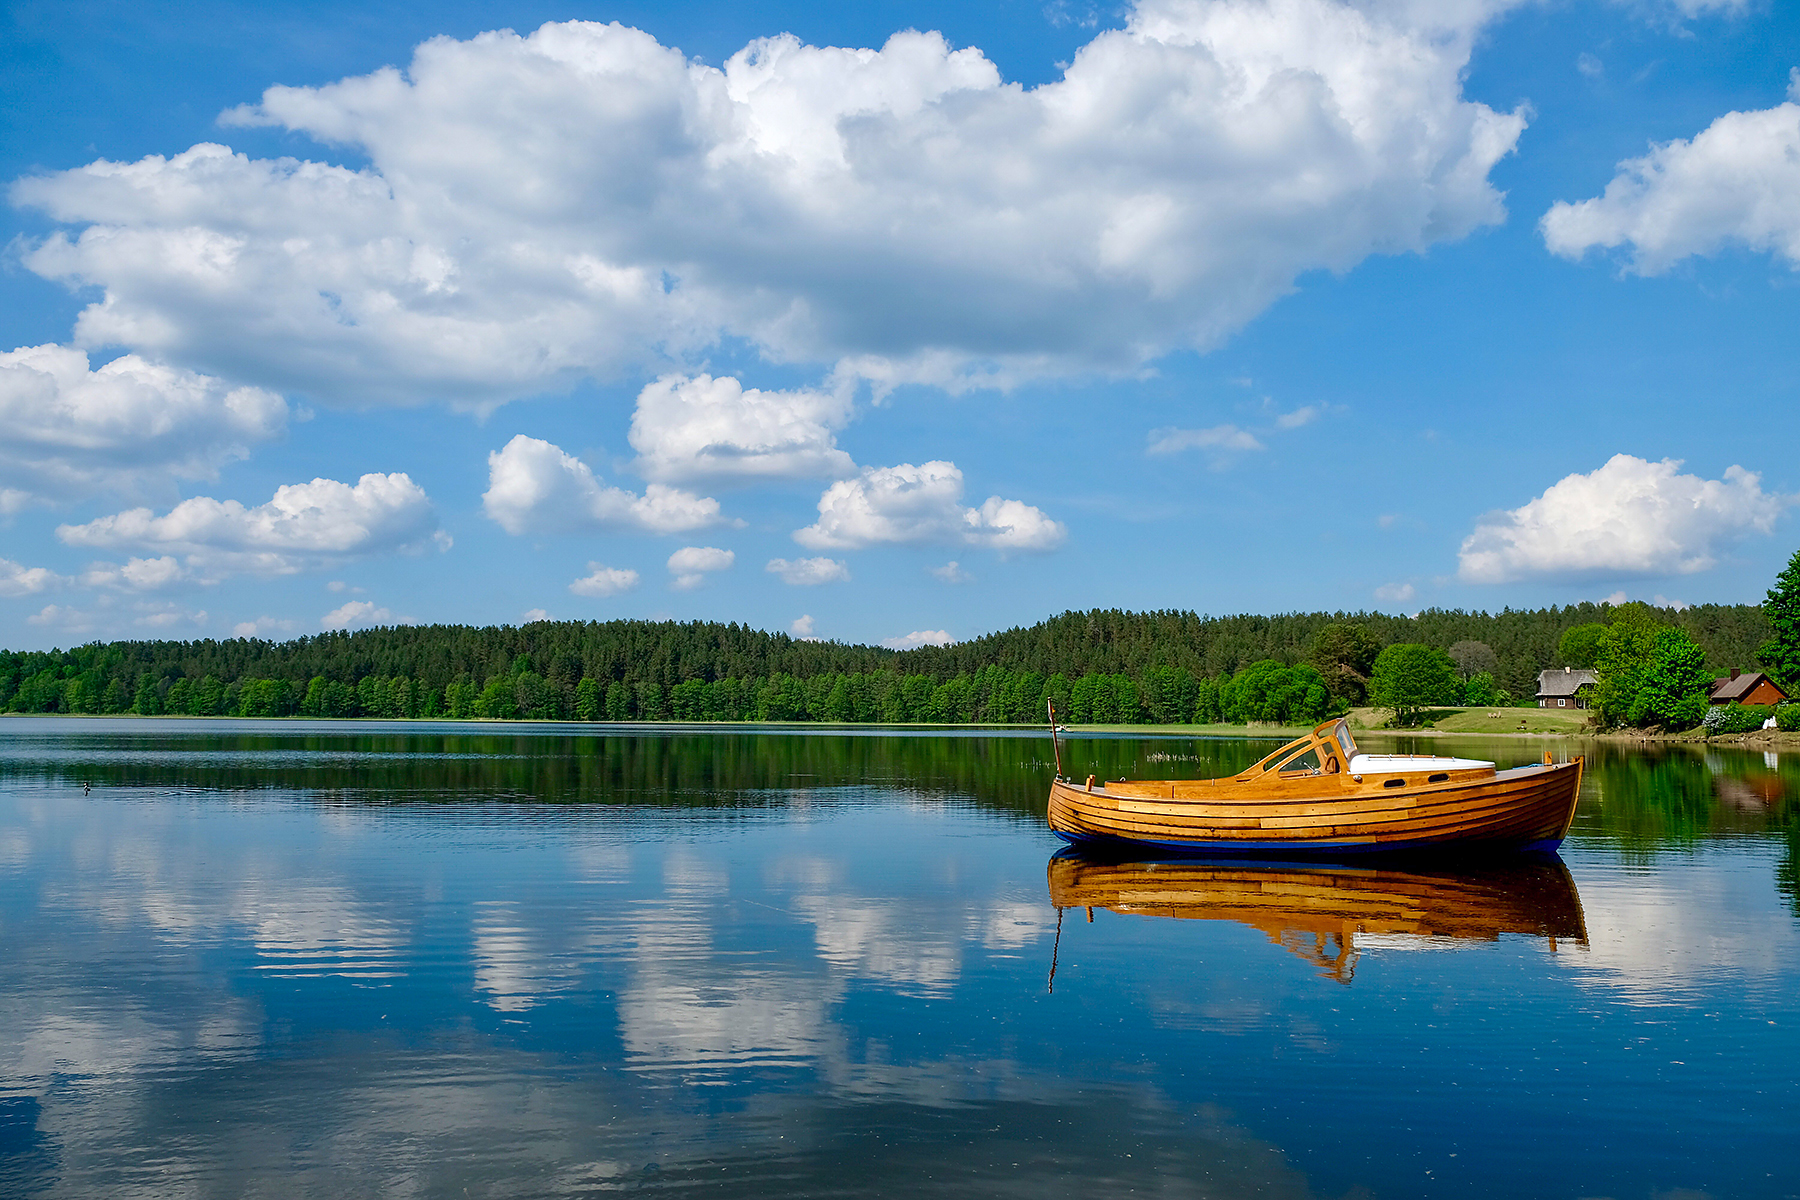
[1047,758,1583,857]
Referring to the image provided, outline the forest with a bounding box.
[0,601,1774,726]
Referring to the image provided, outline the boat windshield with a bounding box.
[1245,720,1357,778]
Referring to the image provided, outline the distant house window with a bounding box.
[1558,699,1566,708]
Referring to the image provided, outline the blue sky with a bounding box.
[3,0,1798,651]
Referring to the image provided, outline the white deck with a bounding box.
[1348,753,1495,773]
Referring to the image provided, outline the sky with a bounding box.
[2,0,1798,652]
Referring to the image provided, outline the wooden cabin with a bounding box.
[1707,669,1788,707]
[1535,666,1596,709]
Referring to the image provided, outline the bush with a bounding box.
[1776,704,1800,733]
[1702,704,1777,736]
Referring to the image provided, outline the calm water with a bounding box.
[2,719,1797,1199]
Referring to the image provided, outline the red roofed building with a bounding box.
[1707,670,1788,707]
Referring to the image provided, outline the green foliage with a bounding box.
[1369,644,1459,727]
[1308,622,1379,703]
[1778,704,1800,733]
[574,678,601,721]
[476,676,518,719]
[1593,605,1667,727]
[1219,660,1334,725]
[1760,547,1800,691]
[0,600,1777,726]
[1630,628,1710,730]
[1558,623,1608,669]
[1462,671,1499,707]
[132,674,161,715]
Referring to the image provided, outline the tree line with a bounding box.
[0,596,1781,726]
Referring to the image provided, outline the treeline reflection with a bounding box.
[4,722,1797,866]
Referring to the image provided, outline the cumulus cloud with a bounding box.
[1375,581,1417,603]
[790,614,817,638]
[1542,73,1800,273]
[766,556,850,585]
[929,560,971,583]
[630,374,855,482]
[483,435,722,535]
[568,563,641,597]
[56,473,443,578]
[795,461,1064,552]
[0,558,68,598]
[883,629,954,650]
[79,555,191,591]
[11,2,1525,401]
[1457,454,1788,584]
[322,599,395,629]
[667,546,734,590]
[0,344,286,508]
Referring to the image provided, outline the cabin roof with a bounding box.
[1707,671,1787,703]
[1535,667,1596,698]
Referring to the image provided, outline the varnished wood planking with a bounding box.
[1045,740,1582,851]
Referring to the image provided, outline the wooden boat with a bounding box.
[1046,717,1581,856]
[1046,849,1587,983]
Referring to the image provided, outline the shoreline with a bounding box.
[4,710,1794,747]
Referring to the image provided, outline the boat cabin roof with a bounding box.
[1240,719,1359,780]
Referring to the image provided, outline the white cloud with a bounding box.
[929,560,971,583]
[0,558,68,598]
[1275,405,1320,430]
[630,374,855,482]
[322,599,395,629]
[1146,424,1264,456]
[1458,454,1788,584]
[483,435,722,535]
[12,2,1525,400]
[766,556,850,585]
[233,616,297,638]
[883,629,954,650]
[27,603,97,633]
[0,344,287,509]
[667,546,734,590]
[795,460,1064,552]
[1375,581,1417,603]
[790,614,816,637]
[521,608,552,623]
[569,563,641,597]
[57,472,443,578]
[79,556,191,591]
[135,606,208,629]
[326,579,362,593]
[1542,74,1800,273]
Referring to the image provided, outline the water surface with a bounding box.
[3,719,1797,1198]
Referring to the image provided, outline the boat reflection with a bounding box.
[1047,849,1587,983]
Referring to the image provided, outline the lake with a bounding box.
[2,718,1797,1199]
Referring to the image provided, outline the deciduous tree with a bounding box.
[1760,547,1800,690]
[1369,644,1458,727]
